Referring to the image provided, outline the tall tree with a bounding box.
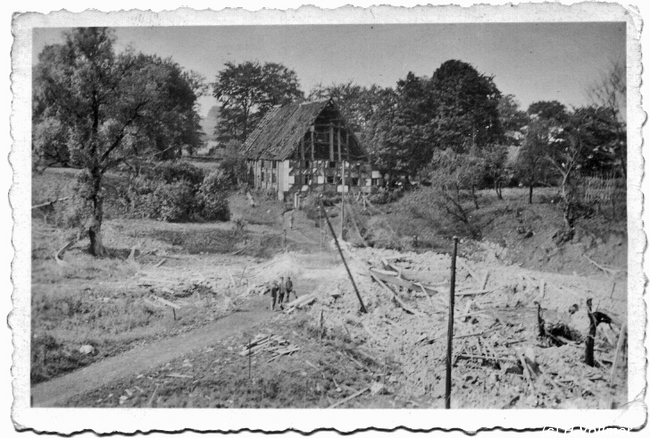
[33,27,206,255]
[361,78,431,183]
[513,100,568,204]
[428,60,503,153]
[212,61,303,143]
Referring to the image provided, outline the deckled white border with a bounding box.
[7,1,646,434]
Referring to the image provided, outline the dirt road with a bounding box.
[31,299,273,407]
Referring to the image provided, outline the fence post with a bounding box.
[445,236,459,409]
[319,197,367,314]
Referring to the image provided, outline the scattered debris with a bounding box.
[239,333,300,362]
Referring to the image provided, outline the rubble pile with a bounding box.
[300,242,627,408]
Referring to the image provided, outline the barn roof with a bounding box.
[242,99,365,161]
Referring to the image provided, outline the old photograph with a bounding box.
[10,2,645,434]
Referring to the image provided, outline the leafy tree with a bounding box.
[32,28,206,255]
[527,100,569,123]
[219,140,248,187]
[361,73,434,182]
[512,101,568,204]
[480,144,508,200]
[515,118,558,204]
[427,149,484,237]
[212,61,303,143]
[586,60,626,177]
[428,60,504,153]
[366,61,505,184]
[308,82,392,136]
[569,106,621,175]
[498,94,529,147]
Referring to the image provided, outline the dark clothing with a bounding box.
[279,279,286,305]
[270,283,282,310]
[284,278,297,302]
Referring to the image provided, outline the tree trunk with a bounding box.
[494,180,503,200]
[528,183,533,205]
[471,185,479,210]
[88,166,107,257]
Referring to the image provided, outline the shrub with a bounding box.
[156,180,199,222]
[146,160,205,187]
[198,169,231,221]
[124,161,207,222]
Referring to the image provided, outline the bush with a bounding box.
[156,180,199,222]
[144,161,205,187]
[198,169,231,221]
[124,161,209,222]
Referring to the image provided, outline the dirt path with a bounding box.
[31,300,274,407]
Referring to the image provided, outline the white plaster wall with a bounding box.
[278,160,291,200]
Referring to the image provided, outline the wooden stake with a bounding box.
[610,323,627,385]
[319,198,367,313]
[585,298,596,367]
[517,350,536,396]
[445,236,459,409]
[481,272,489,290]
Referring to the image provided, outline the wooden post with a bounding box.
[329,124,334,162]
[585,298,596,367]
[310,126,315,162]
[319,198,367,314]
[339,128,345,240]
[610,323,627,385]
[248,338,252,382]
[445,236,459,409]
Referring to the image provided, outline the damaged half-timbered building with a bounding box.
[242,99,382,201]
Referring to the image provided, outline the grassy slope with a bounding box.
[361,186,627,278]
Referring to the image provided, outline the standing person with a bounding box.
[289,209,295,230]
[285,276,297,302]
[270,280,280,311]
[278,276,286,308]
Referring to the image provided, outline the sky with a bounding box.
[33,22,626,118]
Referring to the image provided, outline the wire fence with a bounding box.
[579,172,626,205]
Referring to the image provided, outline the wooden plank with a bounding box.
[370,273,422,316]
[142,298,166,309]
[152,296,182,310]
[327,387,370,409]
[456,288,498,297]
[370,269,438,295]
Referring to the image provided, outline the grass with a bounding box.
[64,314,399,408]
